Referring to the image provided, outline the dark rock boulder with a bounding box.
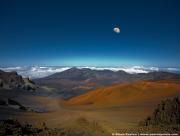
[8,98,28,111]
[140,97,180,126]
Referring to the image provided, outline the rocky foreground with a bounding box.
[1,97,180,136]
[0,117,110,136]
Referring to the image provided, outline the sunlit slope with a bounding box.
[64,81,180,107]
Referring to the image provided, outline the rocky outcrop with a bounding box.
[0,70,23,89]
[0,70,36,91]
[23,78,36,91]
[140,97,180,126]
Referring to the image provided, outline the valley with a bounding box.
[0,68,180,135]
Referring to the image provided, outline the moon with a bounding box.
[113,27,120,34]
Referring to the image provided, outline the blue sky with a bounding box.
[0,0,179,67]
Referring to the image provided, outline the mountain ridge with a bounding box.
[34,67,180,99]
[64,80,180,108]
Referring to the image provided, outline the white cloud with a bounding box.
[0,66,71,79]
[0,67,22,71]
[167,68,180,71]
[79,66,151,73]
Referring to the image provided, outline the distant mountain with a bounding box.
[34,67,180,99]
[64,81,180,108]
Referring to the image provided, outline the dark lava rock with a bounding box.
[140,97,180,126]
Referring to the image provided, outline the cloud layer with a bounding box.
[0,66,179,79]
